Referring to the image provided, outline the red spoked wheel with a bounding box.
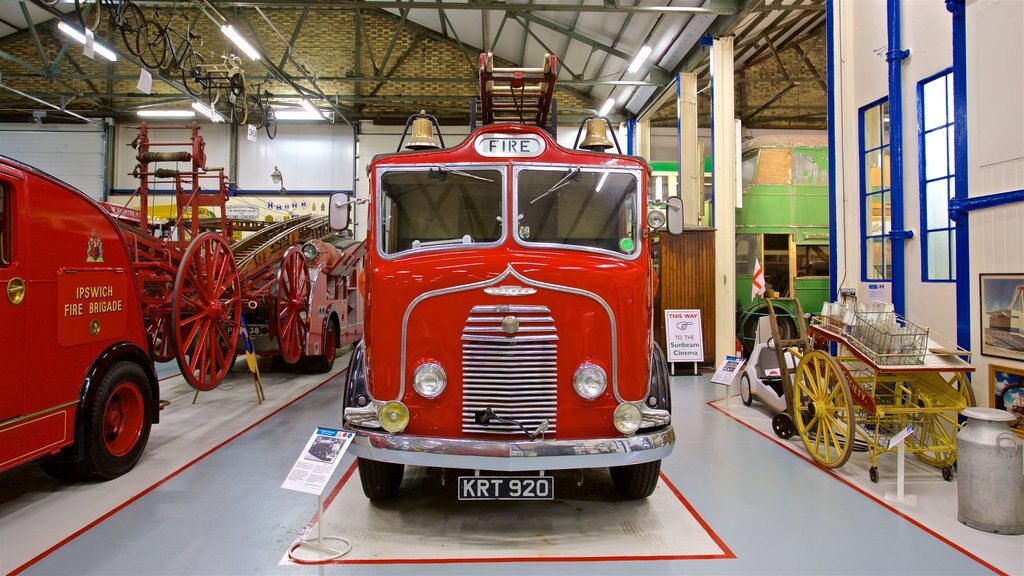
[146,314,175,363]
[275,246,311,364]
[172,233,241,391]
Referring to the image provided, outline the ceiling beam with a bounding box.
[124,1,739,14]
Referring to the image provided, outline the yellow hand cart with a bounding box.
[764,297,975,483]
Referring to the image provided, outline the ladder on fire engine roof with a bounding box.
[479,52,557,127]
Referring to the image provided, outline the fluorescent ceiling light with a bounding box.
[275,110,322,120]
[298,99,324,119]
[627,45,652,74]
[191,101,225,123]
[137,110,196,118]
[598,98,615,118]
[595,172,609,193]
[57,21,117,62]
[221,25,261,61]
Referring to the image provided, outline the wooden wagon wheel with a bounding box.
[275,246,311,365]
[910,372,976,471]
[146,314,175,363]
[171,233,241,391]
[792,350,856,468]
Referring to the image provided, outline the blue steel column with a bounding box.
[886,0,911,316]
[626,117,636,156]
[946,0,970,351]
[826,0,838,301]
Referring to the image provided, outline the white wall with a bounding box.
[0,123,106,199]
[835,0,1024,404]
[237,123,354,192]
[112,123,231,192]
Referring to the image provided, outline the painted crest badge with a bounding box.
[86,230,104,263]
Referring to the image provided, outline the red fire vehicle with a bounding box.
[0,156,159,480]
[341,56,681,501]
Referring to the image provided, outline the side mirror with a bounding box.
[666,196,684,235]
[329,192,351,231]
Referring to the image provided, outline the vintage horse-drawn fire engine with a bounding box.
[112,123,363,391]
[341,54,681,501]
[0,156,159,480]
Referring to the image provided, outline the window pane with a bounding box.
[925,128,949,180]
[946,73,955,125]
[865,150,884,193]
[881,101,890,146]
[736,234,760,276]
[865,193,884,237]
[864,105,881,150]
[866,237,887,280]
[923,76,947,131]
[926,179,950,229]
[928,230,951,280]
[948,128,956,177]
[796,245,830,277]
[741,152,758,191]
[950,228,957,280]
[881,190,891,234]
[881,146,891,190]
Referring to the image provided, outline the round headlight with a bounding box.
[613,403,643,435]
[301,241,319,261]
[573,363,607,400]
[379,401,410,433]
[646,209,666,229]
[413,362,446,398]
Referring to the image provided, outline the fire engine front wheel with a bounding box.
[610,460,661,499]
[357,457,404,500]
[40,362,153,481]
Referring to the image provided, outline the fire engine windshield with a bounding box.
[379,167,503,254]
[516,168,638,255]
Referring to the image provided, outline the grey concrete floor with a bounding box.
[14,373,1002,575]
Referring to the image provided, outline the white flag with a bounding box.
[751,258,765,300]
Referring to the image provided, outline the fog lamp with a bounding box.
[613,402,642,435]
[573,363,607,400]
[413,362,446,398]
[379,401,410,433]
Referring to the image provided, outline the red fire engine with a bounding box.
[340,54,682,501]
[0,156,159,480]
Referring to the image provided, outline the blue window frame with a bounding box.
[860,97,891,281]
[918,68,956,282]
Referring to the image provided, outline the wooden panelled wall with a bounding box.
[656,229,717,364]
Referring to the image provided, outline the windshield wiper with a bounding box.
[530,166,582,205]
[429,166,494,182]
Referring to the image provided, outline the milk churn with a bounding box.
[956,407,1024,535]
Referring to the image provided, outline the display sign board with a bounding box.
[281,427,355,496]
[887,424,914,450]
[474,133,545,157]
[710,356,744,386]
[664,309,704,362]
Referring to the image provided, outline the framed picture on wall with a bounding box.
[980,273,1024,361]
[989,364,1024,438]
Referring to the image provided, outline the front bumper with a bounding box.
[345,426,675,471]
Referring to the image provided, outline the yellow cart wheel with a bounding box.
[792,350,856,468]
[912,372,976,468]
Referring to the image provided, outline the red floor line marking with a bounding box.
[706,400,1007,576]
[9,368,349,576]
[158,372,181,382]
[288,465,734,565]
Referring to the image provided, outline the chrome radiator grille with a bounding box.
[461,305,558,435]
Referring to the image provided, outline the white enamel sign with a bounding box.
[475,134,545,157]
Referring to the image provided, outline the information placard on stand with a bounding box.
[282,427,355,562]
[710,356,744,405]
[665,309,704,375]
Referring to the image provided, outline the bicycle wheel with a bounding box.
[119,3,148,62]
[247,93,265,128]
[180,50,206,97]
[228,72,245,100]
[264,106,277,140]
[140,20,168,70]
[76,0,103,32]
[231,93,248,126]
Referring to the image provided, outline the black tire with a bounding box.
[772,413,795,439]
[76,0,103,32]
[304,321,338,374]
[357,457,404,500]
[740,373,753,406]
[140,20,168,70]
[247,93,266,128]
[118,3,148,61]
[181,51,206,97]
[42,362,153,481]
[610,460,660,499]
[265,106,277,140]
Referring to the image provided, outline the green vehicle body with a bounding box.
[651,139,830,353]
